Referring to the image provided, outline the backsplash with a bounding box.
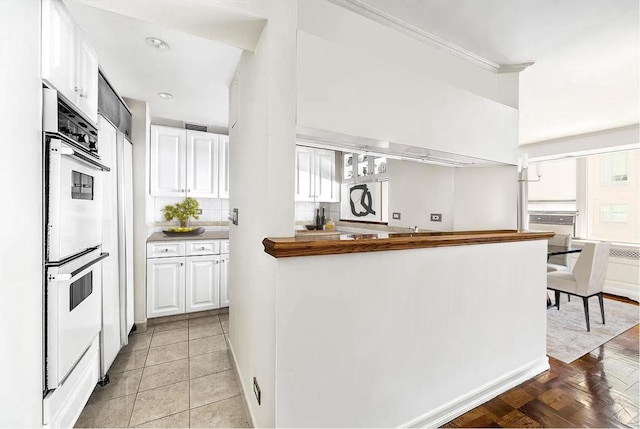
[153,197,229,224]
[295,201,340,224]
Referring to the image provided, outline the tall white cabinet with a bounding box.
[150,125,229,198]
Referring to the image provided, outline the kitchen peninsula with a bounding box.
[261,229,553,427]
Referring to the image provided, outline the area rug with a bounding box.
[547,295,639,364]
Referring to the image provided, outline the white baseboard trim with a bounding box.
[228,340,256,428]
[605,281,639,302]
[403,356,549,428]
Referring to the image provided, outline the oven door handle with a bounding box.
[59,146,111,172]
[70,252,109,278]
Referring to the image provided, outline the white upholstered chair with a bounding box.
[547,242,611,332]
[547,234,572,272]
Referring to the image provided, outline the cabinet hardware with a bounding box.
[180,262,184,266]
[199,247,206,250]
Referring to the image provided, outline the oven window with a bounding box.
[69,272,93,311]
[71,171,94,200]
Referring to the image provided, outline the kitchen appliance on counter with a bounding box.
[42,87,109,425]
[97,70,135,381]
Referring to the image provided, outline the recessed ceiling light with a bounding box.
[145,37,169,50]
[157,92,174,100]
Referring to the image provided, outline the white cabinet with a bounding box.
[185,256,220,313]
[150,126,229,198]
[42,0,98,124]
[146,257,185,318]
[295,146,339,202]
[186,130,219,198]
[342,153,388,184]
[146,239,230,318]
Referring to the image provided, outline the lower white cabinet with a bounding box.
[147,239,229,318]
[186,255,220,312]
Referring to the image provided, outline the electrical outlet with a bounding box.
[253,377,261,405]
[196,209,203,215]
[430,213,442,222]
[392,212,401,220]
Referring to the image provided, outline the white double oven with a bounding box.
[43,88,109,392]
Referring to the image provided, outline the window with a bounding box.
[528,149,639,244]
[600,204,629,223]
[602,152,628,184]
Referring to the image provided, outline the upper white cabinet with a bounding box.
[150,125,229,198]
[150,126,186,196]
[186,130,219,198]
[295,146,339,202]
[42,0,98,124]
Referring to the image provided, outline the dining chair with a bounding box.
[547,242,611,332]
[547,234,572,272]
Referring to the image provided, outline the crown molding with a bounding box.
[327,0,534,74]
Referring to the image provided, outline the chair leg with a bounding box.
[582,297,590,332]
[555,290,561,310]
[598,293,605,325]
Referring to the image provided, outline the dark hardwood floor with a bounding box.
[443,295,639,428]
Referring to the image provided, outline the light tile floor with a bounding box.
[75,310,250,428]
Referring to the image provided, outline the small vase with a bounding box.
[179,219,190,228]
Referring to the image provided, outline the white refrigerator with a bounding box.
[98,115,134,381]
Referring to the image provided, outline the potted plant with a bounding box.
[162,197,200,231]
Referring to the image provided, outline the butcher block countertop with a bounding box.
[263,229,554,258]
[147,230,229,242]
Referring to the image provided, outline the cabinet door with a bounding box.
[186,130,218,198]
[218,135,230,199]
[220,254,229,308]
[185,255,220,312]
[315,149,339,202]
[150,126,186,196]
[76,34,99,124]
[295,147,314,201]
[147,257,185,318]
[41,0,77,104]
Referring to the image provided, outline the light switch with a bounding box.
[232,208,239,225]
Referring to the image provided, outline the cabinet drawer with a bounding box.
[186,241,220,256]
[220,240,230,254]
[147,242,185,258]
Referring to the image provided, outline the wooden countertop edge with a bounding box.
[262,231,555,258]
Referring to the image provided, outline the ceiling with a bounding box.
[346,0,640,144]
[67,0,638,144]
[67,1,245,127]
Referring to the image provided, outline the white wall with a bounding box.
[387,160,454,230]
[453,166,518,230]
[228,1,297,427]
[295,1,519,165]
[0,1,43,426]
[123,98,151,325]
[298,0,517,108]
[275,241,549,427]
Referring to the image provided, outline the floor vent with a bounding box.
[185,123,207,132]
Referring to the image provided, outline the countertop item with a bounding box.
[263,229,554,258]
[147,230,229,242]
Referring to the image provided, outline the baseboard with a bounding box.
[228,339,256,428]
[605,281,639,302]
[403,356,549,428]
